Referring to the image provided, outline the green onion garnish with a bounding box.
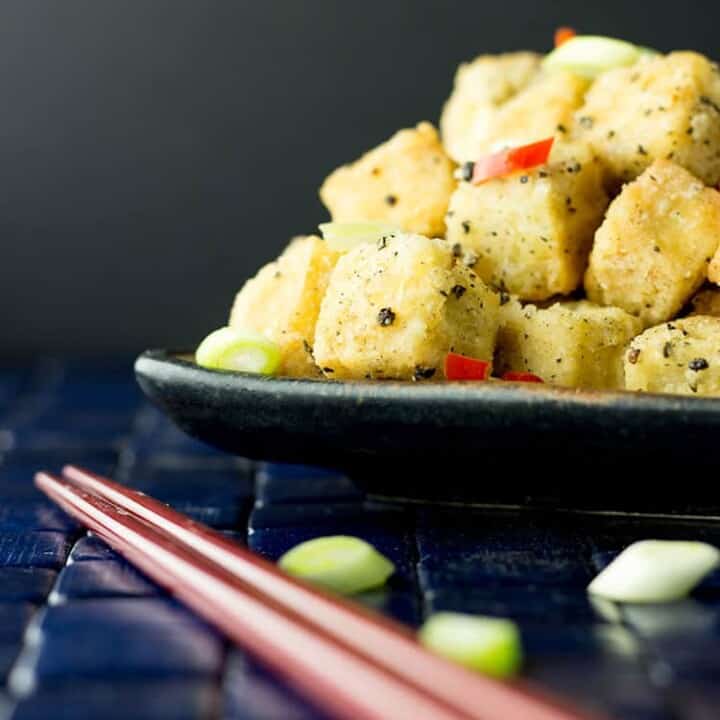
[418,612,523,677]
[543,35,647,78]
[195,327,281,375]
[319,222,401,252]
[278,535,395,595]
[588,540,720,603]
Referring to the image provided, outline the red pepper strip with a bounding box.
[445,352,491,381]
[472,137,555,185]
[554,27,577,48]
[501,371,544,383]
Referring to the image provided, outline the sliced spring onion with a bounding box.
[319,222,401,252]
[418,613,522,677]
[587,540,720,603]
[542,35,644,78]
[195,327,281,375]
[278,535,395,595]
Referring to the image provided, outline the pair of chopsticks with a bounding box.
[36,466,608,720]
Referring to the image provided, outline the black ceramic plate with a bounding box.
[135,349,720,508]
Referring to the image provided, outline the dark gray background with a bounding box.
[1,0,717,358]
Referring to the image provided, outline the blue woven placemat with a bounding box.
[0,359,716,720]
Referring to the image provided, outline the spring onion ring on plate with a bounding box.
[542,35,653,78]
[588,540,720,603]
[278,535,395,595]
[195,327,281,375]
[418,612,523,677]
[319,222,401,252]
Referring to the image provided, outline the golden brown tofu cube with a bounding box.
[496,299,642,389]
[445,142,608,301]
[229,236,339,377]
[573,52,720,186]
[625,316,720,396]
[477,71,590,156]
[440,52,541,162]
[313,234,499,380]
[319,122,455,238]
[585,160,720,326]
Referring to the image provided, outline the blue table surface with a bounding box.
[0,359,718,719]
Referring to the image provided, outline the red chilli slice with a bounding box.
[554,27,577,48]
[472,137,555,185]
[445,353,491,381]
[502,371,544,383]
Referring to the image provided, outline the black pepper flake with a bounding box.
[663,342,673,358]
[579,116,594,129]
[452,242,463,258]
[323,367,335,373]
[654,245,661,253]
[686,126,694,135]
[413,366,436,381]
[556,358,563,364]
[607,130,616,139]
[461,220,471,234]
[377,307,395,326]
[385,194,398,206]
[520,175,529,184]
[637,144,648,156]
[538,170,549,178]
[556,124,567,134]
[303,340,314,358]
[628,348,641,364]
[689,358,709,371]
[667,323,676,331]
[499,291,510,306]
[377,236,388,250]
[451,284,466,299]
[460,161,475,182]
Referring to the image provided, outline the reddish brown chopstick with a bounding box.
[37,471,467,720]
[40,466,609,720]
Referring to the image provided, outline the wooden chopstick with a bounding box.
[36,471,467,720]
[38,466,609,720]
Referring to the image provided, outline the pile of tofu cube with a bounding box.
[230,50,720,396]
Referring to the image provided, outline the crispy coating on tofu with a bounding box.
[573,52,720,187]
[477,71,590,155]
[440,52,541,162]
[585,160,720,326]
[688,287,720,317]
[313,234,500,380]
[229,236,339,377]
[496,299,643,389]
[319,122,455,238]
[625,316,720,396]
[445,142,608,301]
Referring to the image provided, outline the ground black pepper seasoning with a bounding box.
[377,307,396,326]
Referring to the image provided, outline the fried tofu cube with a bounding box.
[445,142,608,301]
[313,234,499,380]
[585,160,720,326]
[625,316,720,396]
[573,52,720,186]
[229,236,339,377]
[319,122,456,238]
[688,287,720,317]
[440,52,541,162]
[496,299,642,389]
[477,71,590,155]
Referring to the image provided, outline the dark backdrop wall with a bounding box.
[1,0,717,358]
